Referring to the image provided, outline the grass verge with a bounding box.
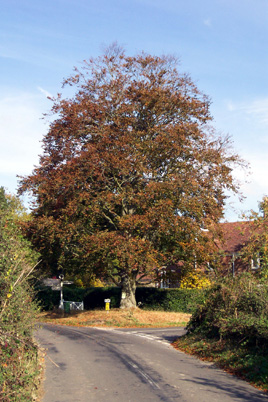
[38,308,191,328]
[173,333,268,392]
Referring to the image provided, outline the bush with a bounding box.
[187,273,268,348]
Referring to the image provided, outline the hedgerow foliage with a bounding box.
[36,285,205,313]
[187,273,268,347]
[0,188,40,401]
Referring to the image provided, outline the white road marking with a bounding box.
[91,326,174,346]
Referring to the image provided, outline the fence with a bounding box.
[63,301,84,311]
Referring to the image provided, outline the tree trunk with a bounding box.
[120,273,137,309]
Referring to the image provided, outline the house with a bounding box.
[216,221,259,276]
[157,220,260,287]
[156,263,184,288]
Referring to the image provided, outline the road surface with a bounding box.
[35,324,267,402]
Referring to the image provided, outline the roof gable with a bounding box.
[219,221,254,255]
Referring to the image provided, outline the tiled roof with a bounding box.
[219,221,254,255]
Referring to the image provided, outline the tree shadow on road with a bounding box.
[182,375,267,401]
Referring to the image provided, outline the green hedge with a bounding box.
[35,284,204,313]
[84,287,121,309]
[35,285,60,311]
[35,285,88,311]
[136,287,205,313]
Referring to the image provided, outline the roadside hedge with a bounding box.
[136,287,205,313]
[83,287,121,309]
[35,285,88,311]
[187,273,268,346]
[0,188,41,402]
[35,284,205,313]
[177,273,268,392]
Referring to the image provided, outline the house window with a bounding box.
[159,269,169,288]
[251,254,261,270]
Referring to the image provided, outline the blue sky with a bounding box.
[0,0,267,220]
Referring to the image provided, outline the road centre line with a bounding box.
[91,327,172,346]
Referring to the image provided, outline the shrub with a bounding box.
[180,269,211,289]
[187,273,268,348]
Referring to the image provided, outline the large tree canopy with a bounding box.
[19,45,243,307]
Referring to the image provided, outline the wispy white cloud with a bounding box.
[226,98,268,124]
[37,86,53,98]
[242,99,268,124]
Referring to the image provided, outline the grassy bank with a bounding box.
[173,334,268,392]
[38,308,191,328]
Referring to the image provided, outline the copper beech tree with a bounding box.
[19,46,243,308]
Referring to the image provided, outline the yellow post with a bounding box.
[104,298,110,312]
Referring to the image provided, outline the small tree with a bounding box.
[19,45,243,308]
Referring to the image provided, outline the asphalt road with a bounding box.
[35,324,268,402]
